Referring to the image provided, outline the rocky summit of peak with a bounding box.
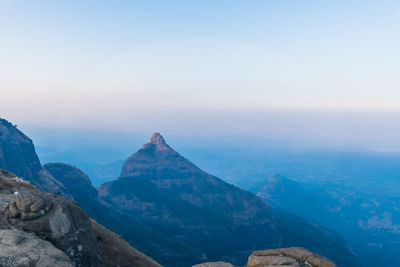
[147,132,168,146]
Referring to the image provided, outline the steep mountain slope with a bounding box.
[91,219,161,267]
[0,118,70,196]
[44,162,206,266]
[98,133,361,266]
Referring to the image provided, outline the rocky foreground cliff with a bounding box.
[0,169,160,267]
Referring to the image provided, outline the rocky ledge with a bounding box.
[193,247,336,267]
[0,169,98,266]
[0,169,160,267]
[0,229,73,267]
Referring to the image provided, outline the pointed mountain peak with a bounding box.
[141,132,173,151]
[148,132,167,146]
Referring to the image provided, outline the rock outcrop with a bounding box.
[193,262,234,267]
[246,247,336,267]
[0,229,74,267]
[193,247,336,267]
[0,169,98,266]
[0,119,42,179]
[0,168,160,267]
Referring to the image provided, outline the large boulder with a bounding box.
[0,229,73,267]
[0,169,98,266]
[247,247,336,267]
[246,255,299,266]
[193,262,235,267]
[193,247,336,267]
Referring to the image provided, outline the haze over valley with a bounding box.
[1,1,399,266]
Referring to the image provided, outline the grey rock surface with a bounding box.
[193,247,336,267]
[0,229,73,267]
[193,262,235,267]
[246,255,299,267]
[247,247,336,267]
[0,169,98,267]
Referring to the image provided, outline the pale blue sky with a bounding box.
[1,1,400,150]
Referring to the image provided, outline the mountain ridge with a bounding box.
[0,121,361,266]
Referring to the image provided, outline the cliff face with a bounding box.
[0,169,161,267]
[0,119,41,178]
[0,118,70,197]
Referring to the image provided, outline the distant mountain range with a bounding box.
[0,118,361,266]
[257,175,400,267]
